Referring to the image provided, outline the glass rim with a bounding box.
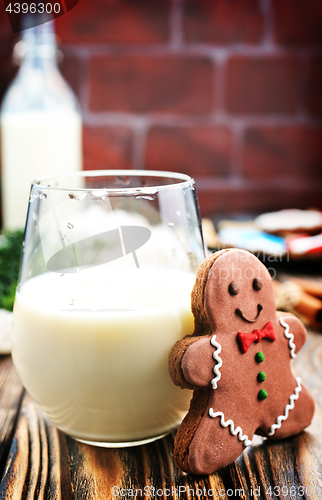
[31,170,195,193]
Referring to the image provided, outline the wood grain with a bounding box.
[0,328,321,499]
[0,391,229,499]
[0,356,24,478]
[294,332,322,500]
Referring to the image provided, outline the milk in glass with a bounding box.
[12,266,194,444]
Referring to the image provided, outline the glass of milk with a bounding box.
[12,170,207,447]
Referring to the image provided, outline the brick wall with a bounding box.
[1,0,322,217]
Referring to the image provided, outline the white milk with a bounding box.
[12,266,194,444]
[1,111,82,230]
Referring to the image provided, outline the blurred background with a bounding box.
[1,0,322,220]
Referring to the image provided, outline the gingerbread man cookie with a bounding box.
[169,249,314,475]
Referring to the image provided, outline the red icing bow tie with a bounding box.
[237,322,276,354]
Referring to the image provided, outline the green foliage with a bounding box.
[0,230,24,311]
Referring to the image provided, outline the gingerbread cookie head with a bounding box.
[203,249,276,336]
[169,249,315,475]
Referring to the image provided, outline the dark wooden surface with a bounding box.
[0,327,321,499]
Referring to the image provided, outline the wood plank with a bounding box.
[0,356,24,477]
[0,330,321,499]
[64,428,229,499]
[294,332,322,500]
[0,395,229,499]
[0,393,73,500]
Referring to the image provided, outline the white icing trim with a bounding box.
[279,317,296,358]
[210,334,222,390]
[209,409,252,447]
[268,377,302,436]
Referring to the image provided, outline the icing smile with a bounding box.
[235,304,263,323]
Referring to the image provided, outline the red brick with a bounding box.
[83,126,134,171]
[307,57,322,117]
[242,126,322,180]
[0,1,16,42]
[145,126,232,177]
[89,55,214,114]
[0,1,16,102]
[272,0,322,45]
[0,55,17,103]
[59,55,81,100]
[197,183,322,217]
[183,0,263,44]
[225,56,303,115]
[55,0,170,44]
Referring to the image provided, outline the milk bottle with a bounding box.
[0,21,82,230]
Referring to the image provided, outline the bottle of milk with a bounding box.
[0,20,82,230]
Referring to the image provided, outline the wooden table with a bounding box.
[0,328,321,500]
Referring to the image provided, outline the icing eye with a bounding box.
[228,281,240,295]
[253,278,263,291]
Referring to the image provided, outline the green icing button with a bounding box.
[257,371,266,382]
[255,352,264,363]
[258,389,268,401]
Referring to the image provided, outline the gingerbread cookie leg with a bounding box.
[174,389,209,473]
[265,382,314,440]
[186,405,256,475]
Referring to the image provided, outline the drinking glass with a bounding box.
[12,170,207,447]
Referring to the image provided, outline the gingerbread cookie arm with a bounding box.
[169,336,205,390]
[181,336,220,389]
[276,312,307,354]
